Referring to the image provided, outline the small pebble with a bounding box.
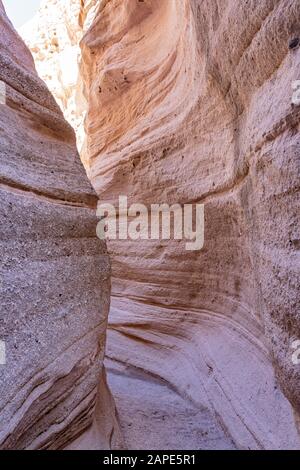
[289,37,300,50]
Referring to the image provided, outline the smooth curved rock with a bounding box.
[18,0,300,450]
[79,0,300,449]
[0,2,121,449]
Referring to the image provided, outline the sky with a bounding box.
[2,0,41,28]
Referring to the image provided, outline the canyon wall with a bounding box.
[78,0,300,449]
[0,2,121,449]
[16,0,300,449]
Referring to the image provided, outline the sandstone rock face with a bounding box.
[17,0,300,450]
[0,2,121,449]
[78,0,300,449]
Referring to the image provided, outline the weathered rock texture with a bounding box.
[0,2,121,449]
[20,0,99,155]
[79,0,300,449]
[18,0,300,450]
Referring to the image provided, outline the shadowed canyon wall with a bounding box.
[0,1,121,449]
[4,0,300,449]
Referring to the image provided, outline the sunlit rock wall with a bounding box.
[80,0,300,449]
[19,0,300,449]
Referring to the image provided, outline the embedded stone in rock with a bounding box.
[0,3,121,450]
[289,37,300,50]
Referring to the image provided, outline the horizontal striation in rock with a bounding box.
[80,0,300,449]
[0,2,121,450]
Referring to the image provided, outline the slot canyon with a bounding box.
[0,0,299,450]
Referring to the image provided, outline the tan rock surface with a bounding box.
[79,0,300,449]
[0,2,121,449]
[16,0,300,450]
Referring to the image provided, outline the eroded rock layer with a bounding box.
[0,2,121,449]
[79,0,300,449]
[18,0,300,450]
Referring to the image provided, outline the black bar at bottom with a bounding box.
[0,450,298,466]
